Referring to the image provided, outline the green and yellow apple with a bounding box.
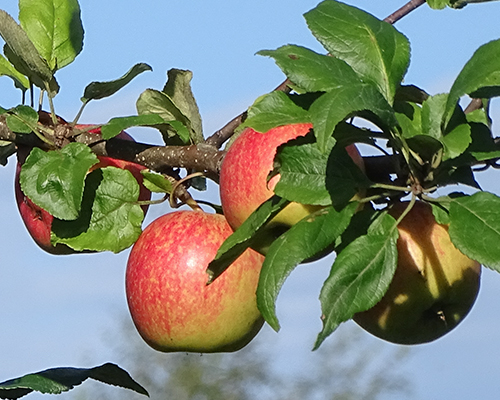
[15,126,151,254]
[219,123,364,253]
[125,210,265,353]
[353,201,481,345]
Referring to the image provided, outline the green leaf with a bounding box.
[258,44,360,92]
[274,136,370,208]
[101,114,169,140]
[446,39,500,125]
[51,167,145,253]
[163,68,204,144]
[207,196,290,283]
[241,91,311,133]
[309,83,397,151]
[19,0,84,71]
[141,171,173,193]
[0,363,148,399]
[5,105,38,133]
[304,0,410,102]
[426,0,449,9]
[394,101,422,139]
[257,203,358,331]
[442,122,472,160]
[0,10,56,91]
[449,191,500,271]
[0,53,29,91]
[81,63,152,102]
[19,143,99,220]
[314,213,399,349]
[136,89,192,145]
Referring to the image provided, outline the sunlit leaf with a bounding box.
[19,143,98,220]
[305,0,410,102]
[257,203,358,331]
[19,0,84,70]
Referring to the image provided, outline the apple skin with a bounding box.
[125,210,265,353]
[14,127,151,255]
[353,201,481,345]
[219,123,364,253]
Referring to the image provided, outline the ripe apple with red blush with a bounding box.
[219,123,365,254]
[15,126,151,254]
[126,210,265,353]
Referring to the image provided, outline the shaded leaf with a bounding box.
[207,196,290,283]
[314,213,398,349]
[19,143,98,220]
[136,89,191,145]
[257,203,358,331]
[163,68,203,144]
[82,63,152,102]
[309,83,397,152]
[0,11,56,91]
[304,0,410,102]
[449,191,500,270]
[51,167,145,253]
[0,363,148,399]
[19,0,84,70]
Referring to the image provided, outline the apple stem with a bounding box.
[169,172,205,211]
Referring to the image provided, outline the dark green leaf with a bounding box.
[19,143,98,220]
[304,0,410,102]
[136,89,191,145]
[257,203,358,331]
[82,63,152,102]
[6,105,38,133]
[449,191,500,270]
[309,83,397,152]
[258,44,360,92]
[163,68,204,144]
[446,39,500,125]
[0,142,16,166]
[19,0,84,70]
[243,91,311,133]
[0,363,148,399]
[207,196,290,283]
[0,53,29,91]
[314,214,398,349]
[51,167,145,253]
[0,11,56,91]
[101,114,168,140]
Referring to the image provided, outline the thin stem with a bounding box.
[384,0,426,24]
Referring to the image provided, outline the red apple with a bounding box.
[219,123,364,253]
[15,126,151,254]
[125,210,265,353]
[353,201,481,345]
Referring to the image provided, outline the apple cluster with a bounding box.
[16,122,481,352]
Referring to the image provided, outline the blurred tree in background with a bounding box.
[71,316,414,400]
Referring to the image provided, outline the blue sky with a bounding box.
[1,0,500,399]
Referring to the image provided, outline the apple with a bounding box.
[15,126,151,254]
[125,210,265,353]
[219,123,364,253]
[353,201,481,345]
